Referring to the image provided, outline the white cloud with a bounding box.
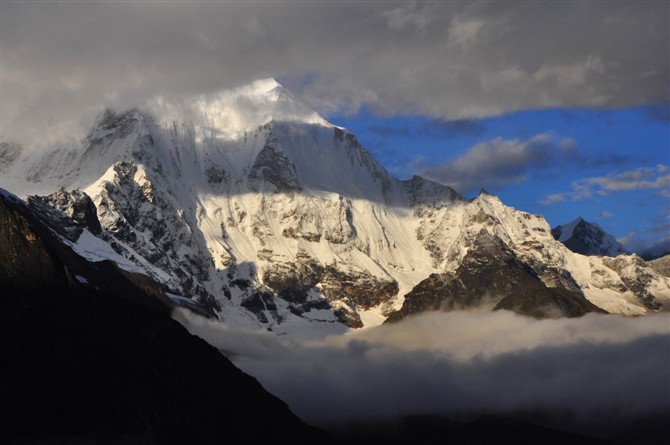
[448,18,486,52]
[617,231,638,246]
[540,193,567,206]
[381,2,436,33]
[542,165,670,207]
[585,171,669,192]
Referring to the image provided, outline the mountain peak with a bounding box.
[144,78,331,139]
[552,217,629,257]
[555,217,587,243]
[234,78,291,102]
[250,77,283,91]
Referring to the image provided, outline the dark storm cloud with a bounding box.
[418,132,577,194]
[174,310,670,430]
[2,1,668,145]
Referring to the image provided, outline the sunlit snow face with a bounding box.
[174,308,670,430]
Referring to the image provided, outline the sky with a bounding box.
[1,1,668,254]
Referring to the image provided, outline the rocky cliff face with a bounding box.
[2,79,669,335]
[27,188,102,240]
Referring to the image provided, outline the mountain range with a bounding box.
[0,188,637,444]
[1,78,668,337]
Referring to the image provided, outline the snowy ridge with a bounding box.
[2,78,669,335]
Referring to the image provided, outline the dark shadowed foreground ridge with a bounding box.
[0,190,327,444]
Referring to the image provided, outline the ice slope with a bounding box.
[2,78,669,334]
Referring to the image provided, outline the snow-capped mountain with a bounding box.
[2,79,669,334]
[552,217,629,257]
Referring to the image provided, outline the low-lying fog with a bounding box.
[174,309,669,439]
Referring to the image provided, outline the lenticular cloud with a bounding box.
[174,309,670,433]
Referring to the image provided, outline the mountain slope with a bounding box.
[0,189,327,444]
[2,79,669,333]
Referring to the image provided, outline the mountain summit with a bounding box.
[149,77,332,137]
[1,79,668,334]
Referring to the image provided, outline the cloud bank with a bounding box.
[2,1,668,145]
[418,133,577,194]
[174,309,670,441]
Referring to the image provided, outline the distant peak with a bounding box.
[569,217,602,230]
[555,217,587,236]
[552,216,629,256]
